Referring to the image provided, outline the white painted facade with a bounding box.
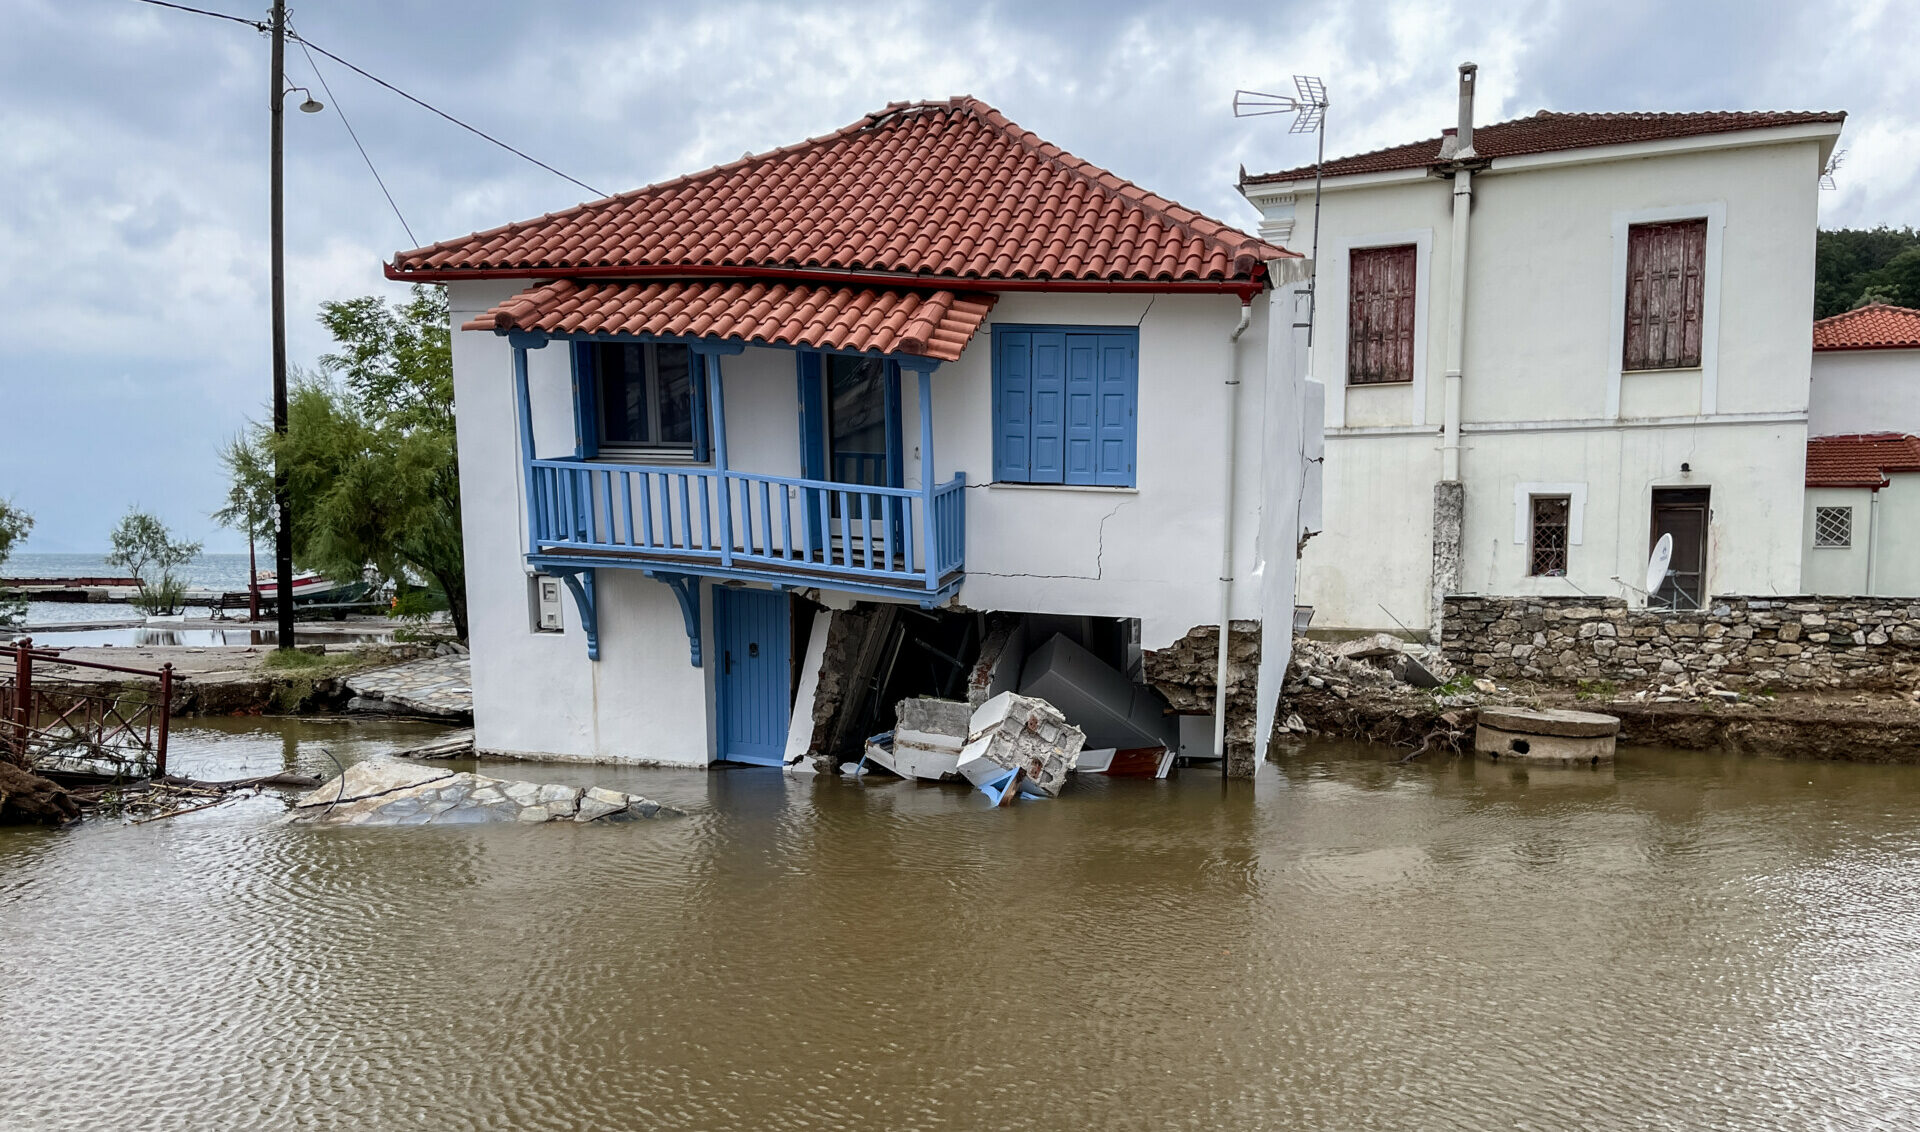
[450,281,1315,766]
[1809,348,1920,437]
[1243,123,1841,633]
[1803,478,1920,597]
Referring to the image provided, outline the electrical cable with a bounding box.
[289,33,604,198]
[130,0,602,198]
[132,0,263,30]
[290,23,418,247]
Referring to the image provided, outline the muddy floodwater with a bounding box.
[5,720,1920,1130]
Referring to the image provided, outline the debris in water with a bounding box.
[955,691,1085,801]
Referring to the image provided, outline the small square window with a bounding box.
[1813,506,1852,549]
[1529,496,1570,576]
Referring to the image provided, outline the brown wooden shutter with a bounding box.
[1623,219,1706,371]
[1348,244,1417,384]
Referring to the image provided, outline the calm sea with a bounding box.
[3,552,254,591]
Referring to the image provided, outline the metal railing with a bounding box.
[527,459,965,590]
[2,640,174,777]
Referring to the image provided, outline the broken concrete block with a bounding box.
[955,691,1085,800]
[887,697,972,781]
[1335,632,1408,661]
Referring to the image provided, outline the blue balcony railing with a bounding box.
[526,458,965,598]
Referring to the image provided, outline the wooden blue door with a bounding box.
[715,588,790,766]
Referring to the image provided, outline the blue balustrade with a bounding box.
[526,458,965,596]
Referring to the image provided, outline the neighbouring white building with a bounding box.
[390,99,1317,775]
[1802,303,1920,596]
[1239,63,1844,634]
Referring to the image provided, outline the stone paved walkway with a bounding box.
[344,655,472,720]
[286,759,670,826]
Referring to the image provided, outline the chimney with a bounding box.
[1456,62,1479,157]
[1437,127,1458,160]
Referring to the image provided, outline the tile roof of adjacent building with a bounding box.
[1242,109,1846,185]
[464,279,996,363]
[1812,303,1920,351]
[395,97,1292,287]
[1805,433,1920,488]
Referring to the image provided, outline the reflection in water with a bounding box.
[3,730,1920,1130]
[18,626,395,648]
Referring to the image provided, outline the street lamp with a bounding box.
[1234,76,1329,344]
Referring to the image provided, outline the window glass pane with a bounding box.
[598,344,650,445]
[827,356,888,487]
[654,345,694,445]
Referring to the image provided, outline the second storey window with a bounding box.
[1347,244,1417,385]
[1623,219,1707,371]
[573,342,709,459]
[993,327,1137,487]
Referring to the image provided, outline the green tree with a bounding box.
[229,285,464,638]
[1816,227,1920,316]
[0,500,32,626]
[106,508,202,616]
[210,433,276,615]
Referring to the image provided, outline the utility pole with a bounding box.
[269,0,295,649]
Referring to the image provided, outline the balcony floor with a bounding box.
[528,544,964,606]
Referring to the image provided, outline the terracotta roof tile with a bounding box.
[1805,433,1920,488]
[1813,303,1920,351]
[398,98,1289,284]
[1243,109,1845,185]
[464,279,997,363]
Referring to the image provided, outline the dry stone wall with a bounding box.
[1441,595,1920,691]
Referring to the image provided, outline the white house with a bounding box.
[389,98,1316,776]
[1239,64,1844,634]
[1802,303,1920,595]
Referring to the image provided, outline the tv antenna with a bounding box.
[1820,149,1845,191]
[1235,75,1329,345]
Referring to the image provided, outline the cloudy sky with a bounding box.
[4,0,1915,553]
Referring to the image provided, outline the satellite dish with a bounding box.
[1645,534,1674,596]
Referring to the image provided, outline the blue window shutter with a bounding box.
[993,331,1032,482]
[572,341,599,458]
[1095,332,1137,486]
[796,352,826,480]
[1027,332,1066,484]
[690,352,711,462]
[1063,334,1099,484]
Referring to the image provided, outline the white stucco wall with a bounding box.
[450,281,1305,763]
[1803,478,1920,596]
[1809,349,1920,437]
[1247,129,1830,630]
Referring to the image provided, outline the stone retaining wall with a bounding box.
[1441,595,1920,690]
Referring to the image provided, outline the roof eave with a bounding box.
[387,260,1275,297]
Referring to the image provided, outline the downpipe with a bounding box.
[1216,300,1253,767]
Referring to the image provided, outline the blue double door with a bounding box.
[714,587,791,767]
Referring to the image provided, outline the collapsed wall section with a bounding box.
[1143,619,1262,776]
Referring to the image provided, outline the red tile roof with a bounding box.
[1243,109,1845,185]
[395,98,1290,286]
[465,279,996,363]
[1813,303,1920,351]
[1806,433,1920,488]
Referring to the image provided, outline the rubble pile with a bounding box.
[1279,635,1475,750]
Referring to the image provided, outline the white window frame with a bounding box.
[1322,228,1432,429]
[594,342,698,455]
[1513,482,1587,546]
[1812,505,1853,549]
[1607,202,1725,418]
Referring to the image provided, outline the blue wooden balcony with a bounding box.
[525,458,966,603]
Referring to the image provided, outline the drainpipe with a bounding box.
[1215,299,1254,767]
[1865,488,1882,596]
[1440,62,1477,483]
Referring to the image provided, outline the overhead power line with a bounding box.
[129,0,604,199]
[292,25,418,246]
[289,35,604,198]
